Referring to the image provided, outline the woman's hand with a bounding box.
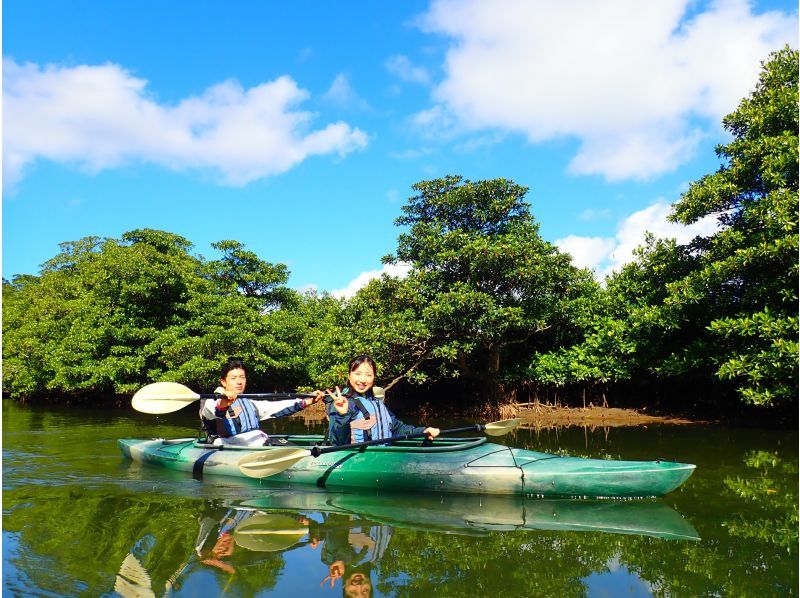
[327,386,349,415]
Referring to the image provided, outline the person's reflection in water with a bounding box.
[165,506,264,592]
[342,564,373,598]
[317,513,392,597]
[196,509,250,574]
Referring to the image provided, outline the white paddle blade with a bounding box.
[483,418,522,436]
[233,514,308,551]
[114,553,155,598]
[238,447,312,478]
[131,382,201,414]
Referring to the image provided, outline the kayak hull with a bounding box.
[118,435,695,498]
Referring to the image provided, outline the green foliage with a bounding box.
[532,47,799,409]
[205,239,295,312]
[3,50,796,414]
[2,229,306,398]
[723,450,799,553]
[373,175,597,400]
[664,46,799,406]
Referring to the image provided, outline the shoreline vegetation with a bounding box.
[3,49,797,426]
[294,400,703,428]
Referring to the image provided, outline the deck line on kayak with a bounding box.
[534,466,695,475]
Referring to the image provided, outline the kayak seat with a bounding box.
[265,436,295,447]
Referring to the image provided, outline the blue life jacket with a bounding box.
[204,398,262,438]
[350,395,393,443]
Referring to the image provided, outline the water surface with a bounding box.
[3,400,797,596]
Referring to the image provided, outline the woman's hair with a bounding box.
[220,356,247,379]
[348,354,376,375]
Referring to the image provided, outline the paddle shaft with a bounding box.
[199,392,316,400]
[309,424,484,457]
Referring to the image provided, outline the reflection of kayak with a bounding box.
[118,435,695,498]
[234,490,700,541]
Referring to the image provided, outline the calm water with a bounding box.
[2,400,797,597]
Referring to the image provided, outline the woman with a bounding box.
[326,355,439,446]
[201,357,323,446]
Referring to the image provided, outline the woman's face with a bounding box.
[344,573,371,598]
[221,367,247,394]
[348,361,375,395]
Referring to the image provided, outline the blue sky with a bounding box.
[3,0,797,296]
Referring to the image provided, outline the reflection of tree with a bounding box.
[1,488,288,596]
[4,467,797,597]
[377,529,619,596]
[621,449,798,596]
[723,450,798,552]
[2,485,198,596]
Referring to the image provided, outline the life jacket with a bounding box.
[350,395,393,444]
[201,398,262,438]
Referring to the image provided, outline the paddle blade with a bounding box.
[114,553,154,598]
[483,418,522,436]
[233,513,308,552]
[131,382,201,414]
[238,447,312,479]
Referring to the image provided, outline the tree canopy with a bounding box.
[3,48,797,418]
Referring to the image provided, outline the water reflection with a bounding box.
[3,402,796,597]
[113,498,391,597]
[107,491,698,597]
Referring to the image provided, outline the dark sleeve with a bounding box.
[387,407,426,437]
[325,398,356,446]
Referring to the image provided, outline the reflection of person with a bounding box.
[196,509,251,574]
[317,512,392,598]
[342,564,373,598]
[322,562,373,598]
[201,357,323,446]
[325,355,439,446]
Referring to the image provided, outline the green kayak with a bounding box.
[118,434,695,498]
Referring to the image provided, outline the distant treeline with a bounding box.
[3,48,797,421]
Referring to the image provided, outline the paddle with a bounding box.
[131,381,316,414]
[238,418,521,479]
[232,513,309,552]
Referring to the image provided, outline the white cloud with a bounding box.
[385,54,432,85]
[555,235,616,270]
[331,262,413,299]
[3,60,369,188]
[419,0,797,180]
[409,104,460,139]
[322,73,370,110]
[556,200,718,277]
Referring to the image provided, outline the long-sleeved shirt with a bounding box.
[201,397,305,446]
[326,392,424,446]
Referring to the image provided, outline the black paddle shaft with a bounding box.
[310,424,485,457]
[198,392,316,400]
